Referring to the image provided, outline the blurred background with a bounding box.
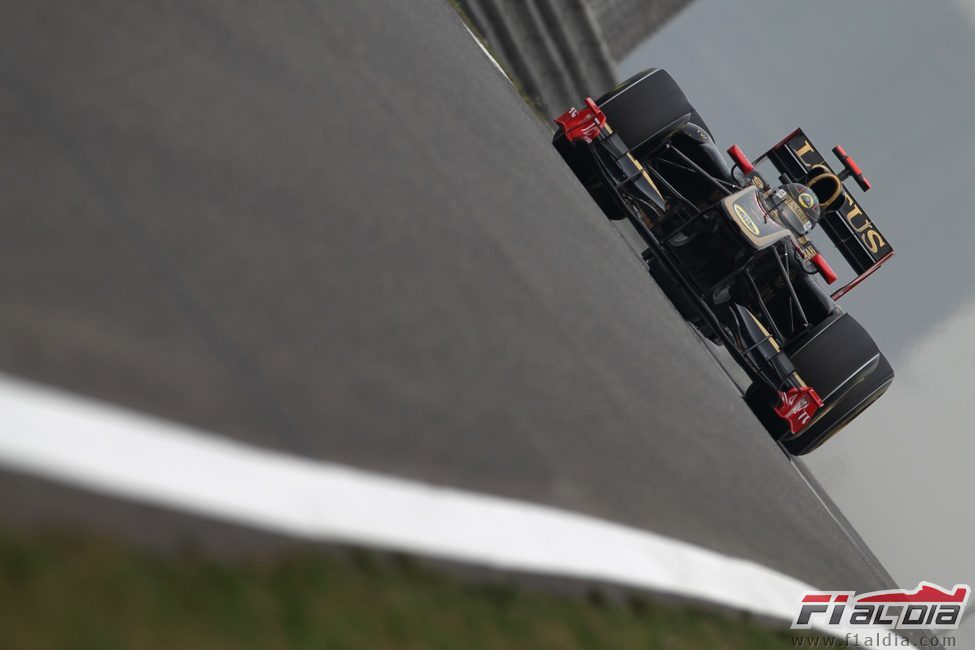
[2,1,973,648]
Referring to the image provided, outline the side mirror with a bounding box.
[832,145,871,192]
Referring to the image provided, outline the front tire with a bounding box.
[783,354,893,455]
[552,68,707,220]
[744,313,892,455]
[594,68,705,154]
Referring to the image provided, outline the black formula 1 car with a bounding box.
[553,68,894,455]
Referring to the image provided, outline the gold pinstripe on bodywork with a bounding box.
[602,123,664,202]
[745,308,808,388]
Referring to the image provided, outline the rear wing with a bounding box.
[756,129,893,299]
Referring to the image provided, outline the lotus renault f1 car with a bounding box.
[553,68,894,455]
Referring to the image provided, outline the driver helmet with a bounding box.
[769,182,820,235]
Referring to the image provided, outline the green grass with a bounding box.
[0,526,824,650]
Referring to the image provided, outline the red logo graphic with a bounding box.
[792,582,970,630]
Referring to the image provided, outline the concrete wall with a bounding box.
[459,0,692,117]
[586,0,692,60]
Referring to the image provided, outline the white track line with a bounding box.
[463,24,512,84]
[0,373,896,643]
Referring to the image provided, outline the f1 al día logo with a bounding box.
[793,582,970,630]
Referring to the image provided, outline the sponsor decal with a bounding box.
[800,241,818,261]
[785,195,814,232]
[789,137,891,257]
[793,582,970,631]
[799,191,816,208]
[734,203,761,235]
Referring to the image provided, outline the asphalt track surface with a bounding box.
[0,0,894,593]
